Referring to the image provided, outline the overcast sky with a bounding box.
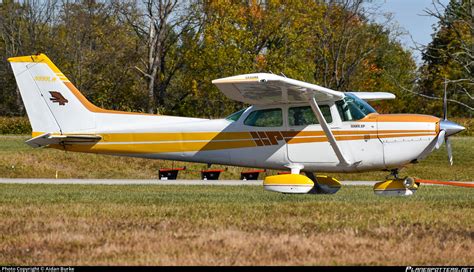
[371,0,449,64]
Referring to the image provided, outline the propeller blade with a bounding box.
[446,137,453,165]
[435,130,446,149]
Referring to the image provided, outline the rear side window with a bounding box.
[288,105,332,126]
[244,108,282,127]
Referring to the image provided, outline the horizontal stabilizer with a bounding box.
[26,133,101,148]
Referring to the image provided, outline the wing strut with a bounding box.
[308,95,351,166]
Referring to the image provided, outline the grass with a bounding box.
[0,135,472,181]
[0,184,472,265]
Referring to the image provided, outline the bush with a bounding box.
[0,117,32,134]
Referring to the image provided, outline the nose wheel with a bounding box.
[375,169,418,196]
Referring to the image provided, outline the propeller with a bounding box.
[435,81,465,165]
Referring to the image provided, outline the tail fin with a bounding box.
[8,54,95,135]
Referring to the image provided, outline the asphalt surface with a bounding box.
[0,179,471,186]
[0,178,377,186]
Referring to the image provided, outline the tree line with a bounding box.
[0,0,471,118]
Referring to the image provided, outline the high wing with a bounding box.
[212,73,344,104]
[213,73,356,166]
[26,133,101,148]
[349,92,395,101]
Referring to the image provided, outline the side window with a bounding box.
[288,105,332,126]
[244,108,283,127]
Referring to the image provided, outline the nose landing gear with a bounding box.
[374,169,418,196]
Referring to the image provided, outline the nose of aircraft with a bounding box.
[440,119,465,137]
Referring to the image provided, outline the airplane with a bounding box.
[8,53,466,196]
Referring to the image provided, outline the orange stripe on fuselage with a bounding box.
[282,129,434,138]
[285,132,436,144]
[359,113,440,123]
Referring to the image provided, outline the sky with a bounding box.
[371,0,449,64]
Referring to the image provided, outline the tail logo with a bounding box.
[49,91,68,106]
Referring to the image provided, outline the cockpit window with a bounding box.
[244,108,282,127]
[288,105,332,126]
[336,93,376,121]
[225,109,246,122]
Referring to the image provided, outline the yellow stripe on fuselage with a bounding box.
[42,129,436,154]
[99,132,253,142]
[52,139,258,154]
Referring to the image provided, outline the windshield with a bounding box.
[225,108,246,122]
[336,93,376,121]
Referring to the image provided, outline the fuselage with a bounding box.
[46,102,440,173]
[7,54,450,174]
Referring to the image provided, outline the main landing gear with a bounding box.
[305,172,342,194]
[262,164,342,194]
[373,169,419,196]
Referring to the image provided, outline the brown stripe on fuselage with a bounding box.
[266,131,284,145]
[250,131,264,146]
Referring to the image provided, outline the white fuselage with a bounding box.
[58,103,439,173]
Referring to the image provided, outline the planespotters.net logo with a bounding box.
[406,267,474,272]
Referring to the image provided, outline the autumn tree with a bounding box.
[119,0,202,114]
[0,0,58,115]
[0,0,420,118]
[175,0,322,118]
[51,0,146,111]
[417,0,473,116]
[177,0,416,118]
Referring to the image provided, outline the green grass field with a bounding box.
[0,135,472,181]
[0,184,472,265]
[0,135,472,265]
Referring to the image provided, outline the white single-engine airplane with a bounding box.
[8,54,466,195]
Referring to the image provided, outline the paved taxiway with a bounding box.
[3,179,473,186]
[0,178,383,186]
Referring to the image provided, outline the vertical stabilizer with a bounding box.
[8,54,95,134]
